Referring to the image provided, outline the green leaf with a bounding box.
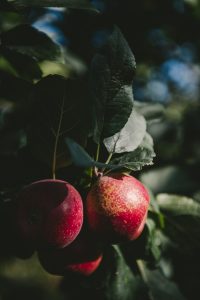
[65,137,111,169]
[111,133,155,171]
[8,0,98,11]
[137,261,186,300]
[1,24,61,62]
[146,219,161,261]
[90,27,136,143]
[103,109,146,154]
[27,75,90,169]
[1,48,42,80]
[156,194,200,217]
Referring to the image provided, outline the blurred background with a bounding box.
[0,1,200,299]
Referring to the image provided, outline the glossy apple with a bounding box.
[86,173,150,243]
[16,179,83,248]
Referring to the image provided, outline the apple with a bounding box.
[38,227,103,276]
[16,179,83,248]
[86,173,150,243]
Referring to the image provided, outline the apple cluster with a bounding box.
[14,173,150,276]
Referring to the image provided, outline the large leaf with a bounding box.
[156,194,200,217]
[90,27,136,143]
[103,109,146,154]
[8,0,98,11]
[1,24,61,62]
[111,133,155,171]
[137,261,186,300]
[27,75,90,170]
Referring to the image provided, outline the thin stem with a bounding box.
[101,151,114,174]
[95,143,100,162]
[52,92,65,180]
[105,151,113,164]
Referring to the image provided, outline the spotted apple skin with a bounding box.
[16,179,83,248]
[86,173,150,243]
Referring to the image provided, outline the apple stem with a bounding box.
[105,152,113,165]
[101,151,114,174]
[95,143,100,162]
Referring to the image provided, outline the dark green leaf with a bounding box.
[1,24,61,61]
[146,219,161,261]
[156,194,200,217]
[1,48,42,80]
[27,75,90,169]
[8,0,98,12]
[111,133,155,171]
[103,109,146,154]
[137,261,186,300]
[90,27,136,143]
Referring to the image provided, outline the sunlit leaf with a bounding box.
[111,133,155,171]
[104,109,146,154]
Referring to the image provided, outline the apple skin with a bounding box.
[86,173,150,243]
[16,179,83,248]
[38,228,103,276]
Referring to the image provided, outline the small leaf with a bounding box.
[104,109,146,154]
[111,133,155,171]
[8,0,98,12]
[1,24,61,62]
[90,27,136,143]
[137,261,186,300]
[156,194,200,217]
[65,137,117,170]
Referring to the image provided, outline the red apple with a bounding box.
[16,179,83,248]
[38,227,103,276]
[86,173,150,243]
